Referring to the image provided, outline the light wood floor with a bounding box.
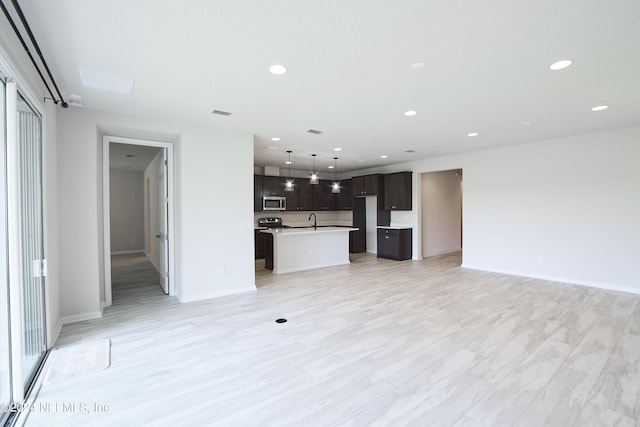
[26,252,640,426]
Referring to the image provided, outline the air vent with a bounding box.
[405,149,415,153]
[307,129,322,134]
[124,154,135,158]
[211,110,232,116]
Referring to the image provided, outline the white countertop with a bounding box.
[261,226,358,236]
[377,226,412,230]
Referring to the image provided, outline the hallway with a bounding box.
[110,253,165,305]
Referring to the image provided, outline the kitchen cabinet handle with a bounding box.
[384,236,390,239]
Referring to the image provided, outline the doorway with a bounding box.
[102,136,175,307]
[420,169,463,260]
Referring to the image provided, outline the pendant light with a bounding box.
[310,154,319,184]
[331,157,340,193]
[285,150,294,191]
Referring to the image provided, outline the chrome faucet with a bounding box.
[308,212,317,229]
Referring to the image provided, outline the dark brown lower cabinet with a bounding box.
[255,229,266,259]
[264,232,274,270]
[351,197,366,253]
[377,228,412,260]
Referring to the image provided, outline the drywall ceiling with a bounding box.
[12,0,640,173]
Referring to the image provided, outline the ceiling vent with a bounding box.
[211,110,232,116]
[307,129,322,134]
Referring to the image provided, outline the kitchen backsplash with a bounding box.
[254,210,353,228]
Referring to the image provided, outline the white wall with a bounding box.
[346,125,640,293]
[43,101,61,345]
[57,107,255,321]
[421,170,462,257]
[144,150,163,270]
[109,169,145,253]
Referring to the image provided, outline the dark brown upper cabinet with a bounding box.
[312,180,336,211]
[352,174,381,196]
[335,179,352,210]
[285,178,313,211]
[254,175,263,212]
[261,176,286,197]
[384,172,412,210]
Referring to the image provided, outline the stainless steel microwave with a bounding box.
[263,196,286,211]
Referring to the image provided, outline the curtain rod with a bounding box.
[0,0,68,107]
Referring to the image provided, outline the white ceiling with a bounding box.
[15,0,640,172]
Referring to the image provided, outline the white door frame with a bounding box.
[102,135,176,307]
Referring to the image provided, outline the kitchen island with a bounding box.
[260,227,358,274]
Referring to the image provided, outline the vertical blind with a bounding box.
[16,97,46,388]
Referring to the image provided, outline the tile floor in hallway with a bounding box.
[24,252,640,426]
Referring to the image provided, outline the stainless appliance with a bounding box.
[258,217,285,228]
[263,196,286,211]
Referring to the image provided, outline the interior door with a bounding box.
[158,148,169,294]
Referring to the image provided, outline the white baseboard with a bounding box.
[110,249,145,255]
[423,248,462,258]
[60,311,103,325]
[461,264,640,295]
[48,318,63,348]
[178,286,257,303]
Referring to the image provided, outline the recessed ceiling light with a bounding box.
[380,155,388,159]
[411,62,427,70]
[549,59,573,70]
[467,132,479,137]
[404,110,417,116]
[269,64,287,75]
[271,137,280,141]
[334,147,342,151]
[591,105,609,111]
[79,68,135,94]
[522,121,532,125]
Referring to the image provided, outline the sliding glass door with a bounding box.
[0,75,47,425]
[14,92,46,389]
[0,75,11,427]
